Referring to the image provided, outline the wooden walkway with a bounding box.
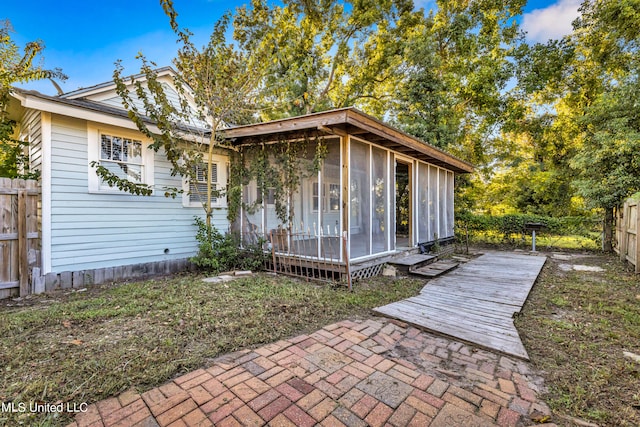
[373,252,546,360]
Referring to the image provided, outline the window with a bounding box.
[312,182,320,211]
[100,134,143,183]
[182,155,228,208]
[88,125,154,193]
[312,182,340,212]
[189,163,218,204]
[329,183,340,211]
[255,187,276,205]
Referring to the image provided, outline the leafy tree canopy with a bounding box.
[232,0,417,119]
[0,20,65,179]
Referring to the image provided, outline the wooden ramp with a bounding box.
[373,252,546,360]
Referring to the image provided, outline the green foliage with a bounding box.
[90,161,153,196]
[191,216,267,273]
[456,213,600,246]
[467,0,640,248]
[567,0,640,211]
[394,0,526,165]
[229,137,326,225]
[0,139,39,179]
[106,4,269,227]
[0,20,65,179]
[571,78,640,211]
[233,0,416,119]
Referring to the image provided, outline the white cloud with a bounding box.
[522,0,581,43]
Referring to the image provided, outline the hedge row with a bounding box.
[455,213,600,239]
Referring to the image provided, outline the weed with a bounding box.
[190,216,267,273]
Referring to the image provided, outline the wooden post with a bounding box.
[343,231,351,291]
[17,183,29,296]
[620,201,628,262]
[635,202,640,274]
[270,231,277,274]
[341,135,349,263]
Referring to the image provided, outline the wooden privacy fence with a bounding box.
[0,178,42,298]
[616,198,640,273]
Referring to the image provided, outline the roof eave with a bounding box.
[223,107,474,174]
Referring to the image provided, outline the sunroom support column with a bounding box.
[341,135,349,263]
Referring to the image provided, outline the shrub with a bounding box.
[191,216,267,273]
[455,213,601,249]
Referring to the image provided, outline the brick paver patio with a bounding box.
[67,318,556,427]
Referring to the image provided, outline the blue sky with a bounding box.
[3,0,581,96]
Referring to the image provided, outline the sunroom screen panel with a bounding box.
[418,162,430,243]
[350,140,370,258]
[439,168,448,238]
[447,171,455,237]
[428,165,438,241]
[321,139,342,260]
[242,180,263,244]
[372,146,388,253]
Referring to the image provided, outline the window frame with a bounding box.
[311,181,340,213]
[182,154,228,208]
[87,124,155,194]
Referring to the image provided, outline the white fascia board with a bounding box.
[63,66,178,100]
[15,93,163,134]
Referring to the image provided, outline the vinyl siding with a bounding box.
[22,109,43,174]
[99,84,208,129]
[49,114,229,272]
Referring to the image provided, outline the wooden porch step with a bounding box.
[388,254,437,275]
[409,260,459,278]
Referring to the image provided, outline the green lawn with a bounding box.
[517,252,640,426]
[0,274,423,426]
[2,250,638,426]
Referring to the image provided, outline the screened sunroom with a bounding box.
[225,108,473,276]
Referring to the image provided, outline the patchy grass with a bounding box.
[517,252,640,426]
[0,273,423,426]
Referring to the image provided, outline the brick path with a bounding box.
[68,318,556,427]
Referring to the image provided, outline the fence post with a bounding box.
[270,231,277,274]
[17,182,29,296]
[635,202,640,274]
[620,202,628,262]
[343,231,351,291]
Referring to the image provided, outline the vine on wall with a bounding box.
[227,133,330,227]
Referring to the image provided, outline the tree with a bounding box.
[394,0,527,165]
[100,2,268,228]
[389,0,529,220]
[571,78,640,249]
[566,0,640,250]
[232,0,417,119]
[0,20,65,178]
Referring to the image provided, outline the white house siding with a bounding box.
[48,114,228,273]
[98,83,210,130]
[22,109,43,174]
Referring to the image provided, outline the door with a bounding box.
[395,158,412,248]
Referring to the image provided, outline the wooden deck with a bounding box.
[373,251,546,360]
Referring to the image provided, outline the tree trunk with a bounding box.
[603,206,614,252]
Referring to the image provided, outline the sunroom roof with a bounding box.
[223,107,474,174]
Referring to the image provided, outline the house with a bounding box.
[6,68,472,292]
[7,67,230,291]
